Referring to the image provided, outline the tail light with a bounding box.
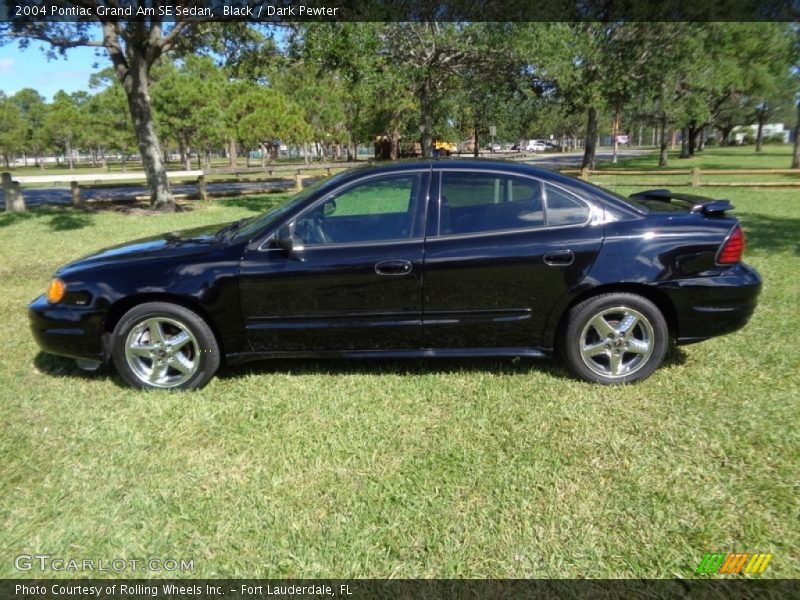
[717,225,745,264]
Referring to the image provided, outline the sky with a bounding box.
[1,40,110,100]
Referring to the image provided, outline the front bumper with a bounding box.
[658,263,762,344]
[28,294,108,362]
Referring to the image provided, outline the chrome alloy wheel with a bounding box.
[578,306,655,379]
[124,317,200,388]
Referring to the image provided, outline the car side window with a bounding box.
[545,184,590,226]
[294,174,421,246]
[439,172,544,235]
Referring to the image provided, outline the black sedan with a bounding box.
[29,159,761,389]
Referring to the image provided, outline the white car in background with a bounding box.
[526,140,547,152]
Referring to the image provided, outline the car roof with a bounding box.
[337,157,587,190]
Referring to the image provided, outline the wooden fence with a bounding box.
[562,167,800,188]
[1,165,350,211]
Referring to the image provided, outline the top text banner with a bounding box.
[2,0,799,22]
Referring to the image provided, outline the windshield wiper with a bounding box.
[216,217,252,241]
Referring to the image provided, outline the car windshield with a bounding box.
[227,173,345,242]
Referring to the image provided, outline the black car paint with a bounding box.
[29,159,761,368]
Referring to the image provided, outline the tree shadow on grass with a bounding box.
[0,207,95,232]
[738,212,800,256]
[216,193,289,213]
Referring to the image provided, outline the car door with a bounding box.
[422,169,603,349]
[239,170,429,353]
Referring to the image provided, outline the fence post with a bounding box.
[11,182,24,211]
[197,174,208,202]
[1,172,11,211]
[70,181,82,206]
[580,167,590,181]
[326,167,331,177]
[295,171,304,192]
[2,172,25,212]
[691,167,701,187]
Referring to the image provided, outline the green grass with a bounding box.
[0,184,798,579]
[601,144,797,172]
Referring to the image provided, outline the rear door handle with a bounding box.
[375,259,413,276]
[543,250,574,266]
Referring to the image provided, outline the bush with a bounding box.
[763,133,786,145]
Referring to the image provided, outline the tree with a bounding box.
[11,88,48,168]
[792,26,800,169]
[225,84,310,168]
[2,9,223,208]
[267,57,347,163]
[0,92,27,168]
[42,90,83,169]
[300,23,383,160]
[381,22,485,157]
[152,56,229,170]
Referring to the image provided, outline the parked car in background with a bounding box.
[526,140,547,152]
[30,160,761,389]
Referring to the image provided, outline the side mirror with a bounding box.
[322,199,337,217]
[275,223,304,259]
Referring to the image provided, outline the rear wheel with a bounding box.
[560,293,668,384]
[111,302,220,390]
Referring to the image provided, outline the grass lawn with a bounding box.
[604,144,797,171]
[0,175,798,577]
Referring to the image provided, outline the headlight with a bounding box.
[46,278,66,303]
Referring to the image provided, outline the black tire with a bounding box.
[560,293,668,384]
[111,302,220,390]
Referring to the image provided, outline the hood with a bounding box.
[56,222,229,276]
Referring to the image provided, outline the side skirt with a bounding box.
[225,346,552,366]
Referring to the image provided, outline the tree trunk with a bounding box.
[756,113,765,153]
[260,143,267,168]
[67,139,74,170]
[720,126,734,146]
[179,138,191,171]
[419,84,434,159]
[228,138,238,167]
[659,115,669,167]
[791,103,800,169]
[123,58,173,209]
[473,125,479,158]
[390,129,400,161]
[698,128,706,152]
[688,124,698,156]
[581,106,598,170]
[679,128,690,158]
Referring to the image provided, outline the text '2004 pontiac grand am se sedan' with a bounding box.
[29,159,761,390]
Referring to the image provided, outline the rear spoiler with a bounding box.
[629,189,734,216]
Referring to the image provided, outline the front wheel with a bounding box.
[560,293,668,384]
[111,302,220,390]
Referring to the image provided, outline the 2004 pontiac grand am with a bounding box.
[29,159,761,390]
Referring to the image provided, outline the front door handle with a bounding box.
[375,260,413,276]
[543,250,574,266]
